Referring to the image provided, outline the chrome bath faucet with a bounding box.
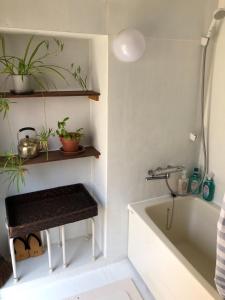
[145,165,184,181]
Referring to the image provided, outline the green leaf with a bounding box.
[35,65,67,82]
[23,35,34,63]
[27,40,49,67]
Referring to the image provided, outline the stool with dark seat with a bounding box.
[5,183,98,281]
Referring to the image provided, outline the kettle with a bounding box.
[17,127,40,159]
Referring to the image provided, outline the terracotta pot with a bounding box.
[60,136,79,152]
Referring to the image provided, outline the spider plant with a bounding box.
[38,127,55,160]
[0,35,65,90]
[0,151,26,192]
[0,35,88,91]
[0,98,10,119]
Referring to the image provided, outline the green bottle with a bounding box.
[202,173,215,201]
[189,168,201,195]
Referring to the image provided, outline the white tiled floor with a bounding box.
[66,278,144,300]
[1,237,155,300]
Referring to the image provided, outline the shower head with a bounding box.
[214,8,225,20]
[205,8,225,39]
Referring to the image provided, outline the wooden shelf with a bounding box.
[0,146,100,167]
[0,90,100,101]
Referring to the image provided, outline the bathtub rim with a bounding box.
[128,196,220,299]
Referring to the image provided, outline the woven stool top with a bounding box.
[5,184,98,238]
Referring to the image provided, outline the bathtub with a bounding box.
[128,196,221,300]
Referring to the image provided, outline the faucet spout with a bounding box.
[145,173,170,181]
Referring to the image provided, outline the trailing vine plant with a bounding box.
[0,98,10,119]
[0,151,26,192]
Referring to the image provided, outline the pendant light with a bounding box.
[112,28,146,62]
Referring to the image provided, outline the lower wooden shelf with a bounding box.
[23,146,100,166]
[0,146,100,167]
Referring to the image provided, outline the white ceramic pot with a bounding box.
[12,75,33,94]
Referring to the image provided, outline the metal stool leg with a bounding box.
[91,218,96,261]
[60,225,67,268]
[58,227,62,247]
[45,229,53,273]
[9,238,18,282]
[40,231,45,248]
[84,219,91,240]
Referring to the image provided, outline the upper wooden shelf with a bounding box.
[1,90,100,101]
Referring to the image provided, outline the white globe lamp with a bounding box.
[112,28,146,62]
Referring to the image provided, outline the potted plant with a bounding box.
[0,35,88,94]
[56,117,84,152]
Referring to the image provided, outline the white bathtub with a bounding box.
[128,196,221,300]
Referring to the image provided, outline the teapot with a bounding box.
[17,127,40,159]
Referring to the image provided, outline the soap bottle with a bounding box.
[178,170,189,195]
[189,168,201,195]
[202,173,215,201]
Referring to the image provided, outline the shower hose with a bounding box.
[165,43,209,229]
[166,42,209,198]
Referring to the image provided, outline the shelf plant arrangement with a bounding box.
[0,35,89,191]
[0,35,88,94]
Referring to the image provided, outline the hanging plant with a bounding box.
[0,98,10,119]
[0,151,26,192]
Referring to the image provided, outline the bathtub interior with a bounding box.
[145,197,219,287]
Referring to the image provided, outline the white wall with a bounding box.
[0,0,107,35]
[106,0,218,258]
[107,0,217,39]
[206,19,225,206]
[89,36,108,254]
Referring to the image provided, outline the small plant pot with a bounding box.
[12,75,33,94]
[60,137,80,152]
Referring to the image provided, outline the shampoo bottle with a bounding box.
[202,173,215,201]
[178,170,189,195]
[189,168,201,195]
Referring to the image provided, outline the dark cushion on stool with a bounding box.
[5,184,98,238]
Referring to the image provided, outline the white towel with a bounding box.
[215,195,225,298]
